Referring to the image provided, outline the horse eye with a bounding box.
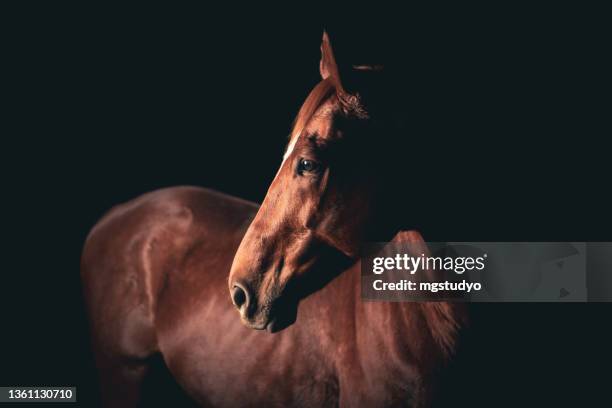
[297,158,319,175]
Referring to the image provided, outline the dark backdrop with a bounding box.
[2,4,610,407]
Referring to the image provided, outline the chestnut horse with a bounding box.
[81,32,467,407]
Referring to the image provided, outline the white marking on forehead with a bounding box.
[270,132,301,181]
[282,133,300,163]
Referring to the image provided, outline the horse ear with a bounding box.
[319,30,385,117]
[319,31,345,92]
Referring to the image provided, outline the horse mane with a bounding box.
[420,302,468,359]
[391,231,468,359]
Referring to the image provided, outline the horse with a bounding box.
[81,32,468,407]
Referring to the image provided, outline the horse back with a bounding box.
[80,186,258,361]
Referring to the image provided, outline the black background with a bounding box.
[2,4,610,407]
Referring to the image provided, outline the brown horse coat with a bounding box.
[82,186,465,407]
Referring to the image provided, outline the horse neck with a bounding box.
[355,280,464,368]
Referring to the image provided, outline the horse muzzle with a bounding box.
[230,279,298,333]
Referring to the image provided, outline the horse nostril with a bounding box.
[231,283,249,310]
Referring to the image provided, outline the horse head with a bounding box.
[228,31,400,332]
